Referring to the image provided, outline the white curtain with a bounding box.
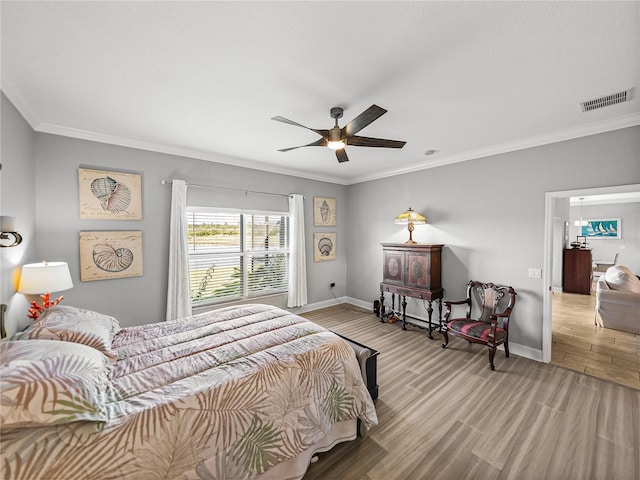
[287,194,308,307]
[166,179,192,321]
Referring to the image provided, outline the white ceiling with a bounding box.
[2,1,639,185]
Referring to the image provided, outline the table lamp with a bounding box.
[18,261,73,320]
[394,208,427,244]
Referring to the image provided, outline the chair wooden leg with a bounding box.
[504,340,510,358]
[442,329,448,348]
[488,346,496,371]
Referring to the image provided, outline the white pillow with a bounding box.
[604,265,640,294]
[13,305,120,363]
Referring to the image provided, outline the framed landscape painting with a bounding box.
[79,168,142,220]
[80,231,143,281]
[580,218,621,239]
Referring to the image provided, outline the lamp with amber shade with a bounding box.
[394,208,426,244]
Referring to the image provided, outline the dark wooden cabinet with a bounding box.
[379,243,444,338]
[563,248,592,295]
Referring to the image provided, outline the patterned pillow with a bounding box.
[0,340,112,428]
[13,305,120,363]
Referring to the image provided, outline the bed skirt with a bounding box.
[256,419,358,480]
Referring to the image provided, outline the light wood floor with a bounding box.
[300,304,639,480]
[552,290,640,390]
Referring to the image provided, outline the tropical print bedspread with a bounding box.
[1,304,377,479]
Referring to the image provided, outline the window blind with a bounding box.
[187,209,289,305]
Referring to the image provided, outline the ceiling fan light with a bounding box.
[327,126,345,150]
[327,140,346,150]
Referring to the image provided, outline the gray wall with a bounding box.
[1,96,348,334]
[30,134,348,330]
[569,202,639,273]
[1,93,37,335]
[346,126,640,352]
[2,91,639,356]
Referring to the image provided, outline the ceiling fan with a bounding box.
[271,105,406,163]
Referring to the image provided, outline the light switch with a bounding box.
[528,268,542,278]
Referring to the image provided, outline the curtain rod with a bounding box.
[161,180,292,199]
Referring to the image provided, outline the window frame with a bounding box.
[186,206,290,307]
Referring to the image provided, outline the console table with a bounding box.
[378,243,444,339]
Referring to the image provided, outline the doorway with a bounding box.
[542,183,640,365]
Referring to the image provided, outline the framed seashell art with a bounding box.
[79,231,143,281]
[79,168,142,220]
[313,197,336,227]
[313,232,336,262]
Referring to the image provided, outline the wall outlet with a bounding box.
[528,268,542,279]
[329,282,336,288]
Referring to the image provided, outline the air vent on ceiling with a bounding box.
[580,89,632,112]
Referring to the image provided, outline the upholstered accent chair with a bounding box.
[595,265,640,334]
[442,281,517,370]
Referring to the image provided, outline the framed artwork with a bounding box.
[313,196,337,226]
[79,168,142,220]
[314,232,336,262]
[580,218,621,239]
[80,231,143,281]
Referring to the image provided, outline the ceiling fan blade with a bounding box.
[271,116,328,137]
[336,149,349,163]
[278,137,328,152]
[271,116,310,129]
[341,105,387,138]
[347,135,406,149]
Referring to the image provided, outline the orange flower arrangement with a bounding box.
[28,292,64,321]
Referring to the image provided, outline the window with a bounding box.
[187,208,289,305]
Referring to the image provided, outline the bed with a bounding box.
[1,303,377,480]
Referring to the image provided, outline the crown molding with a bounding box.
[348,112,640,184]
[0,64,43,130]
[1,64,347,185]
[33,112,639,187]
[3,62,636,187]
[33,121,349,185]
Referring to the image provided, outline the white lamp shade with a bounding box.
[17,262,74,294]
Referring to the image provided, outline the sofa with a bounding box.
[595,265,640,335]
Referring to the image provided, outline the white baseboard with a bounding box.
[501,342,544,362]
[343,296,372,311]
[292,296,544,364]
[288,296,348,315]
